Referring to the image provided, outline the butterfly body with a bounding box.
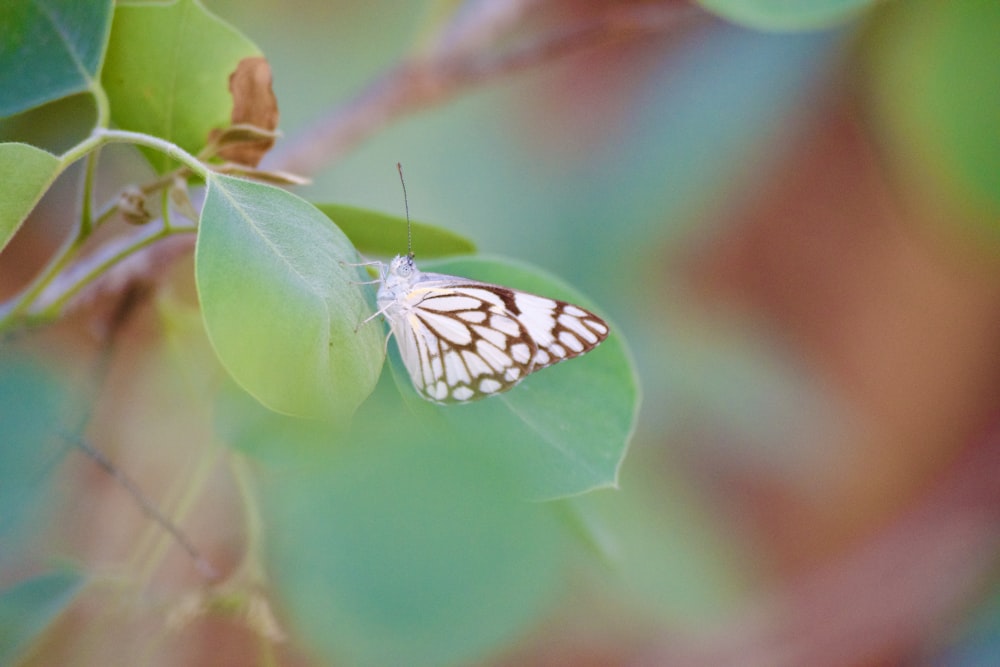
[374,254,609,404]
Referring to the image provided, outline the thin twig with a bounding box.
[63,432,219,582]
[60,279,219,582]
[265,1,696,176]
[30,222,196,326]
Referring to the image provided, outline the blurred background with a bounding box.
[3,0,999,665]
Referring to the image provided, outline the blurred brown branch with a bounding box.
[264,0,697,176]
[644,428,1000,667]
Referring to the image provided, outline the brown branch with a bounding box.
[264,1,697,177]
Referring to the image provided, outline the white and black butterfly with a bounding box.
[358,164,608,403]
[366,253,609,403]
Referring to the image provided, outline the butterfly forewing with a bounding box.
[395,273,607,403]
[375,256,609,404]
[508,291,609,369]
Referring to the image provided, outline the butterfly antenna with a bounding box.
[397,162,413,258]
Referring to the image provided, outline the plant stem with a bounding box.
[0,129,207,332]
[80,149,99,237]
[93,129,210,178]
[92,81,111,130]
[35,223,196,323]
[1,226,89,326]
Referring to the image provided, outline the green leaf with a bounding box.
[0,0,113,118]
[196,174,384,420]
[0,142,60,252]
[389,256,639,500]
[860,1,1000,229]
[0,570,85,665]
[562,469,751,628]
[101,0,261,172]
[697,0,874,31]
[315,203,476,258]
[257,403,565,667]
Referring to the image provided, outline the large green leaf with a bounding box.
[196,174,384,420]
[101,0,260,172]
[0,142,61,252]
[860,1,1000,229]
[387,256,639,500]
[0,0,113,118]
[562,467,751,629]
[252,390,566,667]
[0,570,85,665]
[316,203,476,259]
[698,0,874,31]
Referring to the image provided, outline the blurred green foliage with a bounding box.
[2,0,998,663]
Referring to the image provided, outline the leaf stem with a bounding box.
[92,81,111,130]
[92,129,210,178]
[80,149,100,237]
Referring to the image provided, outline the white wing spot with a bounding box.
[535,349,551,366]
[458,311,487,323]
[587,319,609,335]
[490,315,521,337]
[504,367,521,381]
[444,351,470,386]
[424,295,482,311]
[564,305,588,317]
[515,293,556,310]
[476,339,513,372]
[452,385,474,401]
[510,342,532,364]
[412,325,433,386]
[430,381,448,400]
[559,313,598,344]
[419,311,473,346]
[559,331,584,353]
[514,294,557,345]
[472,324,508,349]
[431,354,443,380]
[462,350,493,377]
[550,344,566,358]
[479,378,502,394]
[457,288,505,307]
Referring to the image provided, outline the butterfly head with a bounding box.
[380,253,420,296]
[390,253,416,276]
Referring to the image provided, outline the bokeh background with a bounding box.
[3,0,999,665]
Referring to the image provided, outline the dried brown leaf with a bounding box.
[211,56,280,167]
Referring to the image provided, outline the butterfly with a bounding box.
[358,164,608,403]
[366,252,610,403]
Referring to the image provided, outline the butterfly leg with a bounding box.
[356,303,391,332]
[340,259,384,285]
[340,259,382,267]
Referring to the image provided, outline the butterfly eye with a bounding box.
[398,254,417,277]
[388,255,412,278]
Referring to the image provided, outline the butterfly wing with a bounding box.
[503,289,610,370]
[390,273,608,403]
